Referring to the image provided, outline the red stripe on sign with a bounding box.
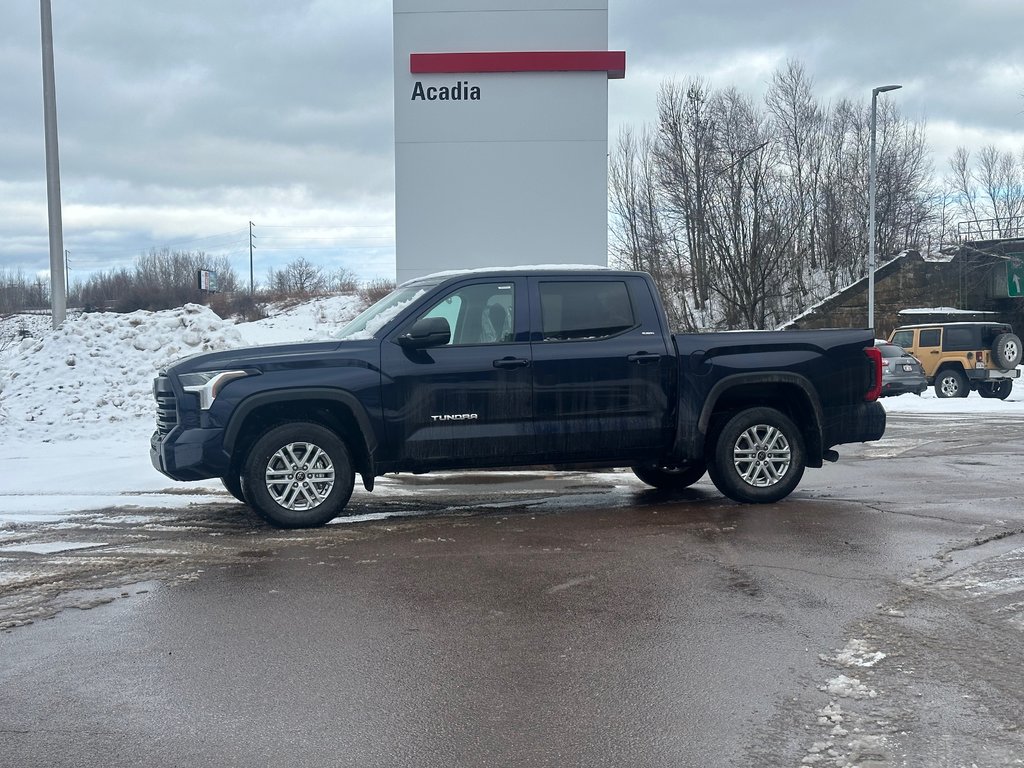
[410,51,626,79]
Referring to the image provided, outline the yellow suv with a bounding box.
[888,322,1021,399]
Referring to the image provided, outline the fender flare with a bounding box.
[692,372,825,464]
[223,388,378,482]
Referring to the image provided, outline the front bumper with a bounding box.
[151,427,230,481]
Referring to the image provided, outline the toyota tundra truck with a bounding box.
[151,268,886,527]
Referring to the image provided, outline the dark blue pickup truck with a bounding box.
[151,269,886,527]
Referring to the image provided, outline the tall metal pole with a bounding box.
[249,221,255,293]
[40,0,66,327]
[868,84,902,332]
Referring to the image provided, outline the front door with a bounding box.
[380,278,533,468]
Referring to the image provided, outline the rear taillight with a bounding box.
[864,346,883,401]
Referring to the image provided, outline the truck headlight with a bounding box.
[179,370,250,410]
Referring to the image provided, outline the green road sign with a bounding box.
[1008,253,1024,298]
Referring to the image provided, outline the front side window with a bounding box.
[416,282,515,345]
[539,281,635,341]
[890,330,913,349]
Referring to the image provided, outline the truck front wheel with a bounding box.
[220,474,246,503]
[241,422,355,528]
[707,407,806,504]
[632,461,706,490]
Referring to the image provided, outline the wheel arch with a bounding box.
[933,362,971,393]
[934,361,967,377]
[224,388,378,490]
[695,373,824,468]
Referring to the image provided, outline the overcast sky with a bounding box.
[2,0,1022,287]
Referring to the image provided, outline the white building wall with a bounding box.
[393,0,618,284]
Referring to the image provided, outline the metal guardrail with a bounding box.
[957,216,1024,242]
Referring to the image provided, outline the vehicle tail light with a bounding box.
[864,346,883,401]
[976,350,987,369]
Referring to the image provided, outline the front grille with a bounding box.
[156,393,178,435]
[154,375,178,436]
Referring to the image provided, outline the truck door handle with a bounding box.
[493,357,530,369]
[627,352,661,364]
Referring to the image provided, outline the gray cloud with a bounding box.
[2,0,1022,284]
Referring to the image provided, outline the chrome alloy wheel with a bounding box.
[938,374,961,397]
[264,441,336,510]
[732,424,791,488]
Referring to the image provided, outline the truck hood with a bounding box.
[163,339,377,376]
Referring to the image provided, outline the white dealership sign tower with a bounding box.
[393,0,625,283]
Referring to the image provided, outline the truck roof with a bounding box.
[402,264,639,287]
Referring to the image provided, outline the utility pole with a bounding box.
[249,221,255,293]
[868,83,902,331]
[39,0,66,327]
[64,249,70,294]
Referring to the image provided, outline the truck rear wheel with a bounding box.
[935,369,968,398]
[978,380,1013,400]
[241,422,355,528]
[707,407,805,504]
[632,461,706,490]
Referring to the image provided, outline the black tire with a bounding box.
[992,333,1022,369]
[220,474,246,503]
[978,380,1013,400]
[632,461,706,490]
[241,422,355,528]
[934,368,969,398]
[706,407,806,504]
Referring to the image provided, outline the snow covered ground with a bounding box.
[0,300,1022,530]
[0,296,361,529]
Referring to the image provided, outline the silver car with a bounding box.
[875,341,927,396]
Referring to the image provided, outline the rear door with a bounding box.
[528,276,674,462]
[380,277,532,467]
[915,327,942,377]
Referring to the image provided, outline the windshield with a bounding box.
[335,281,439,340]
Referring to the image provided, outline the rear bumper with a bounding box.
[822,401,886,449]
[964,368,1021,382]
[880,378,927,396]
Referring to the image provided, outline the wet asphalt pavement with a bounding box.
[2,413,1024,767]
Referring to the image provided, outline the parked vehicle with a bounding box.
[888,322,1021,399]
[151,269,886,527]
[874,341,927,396]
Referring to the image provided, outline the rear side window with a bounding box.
[942,326,976,351]
[878,344,904,358]
[539,281,635,341]
[918,329,941,348]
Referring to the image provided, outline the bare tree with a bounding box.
[609,60,936,330]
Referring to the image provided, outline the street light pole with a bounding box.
[39,0,66,328]
[868,83,902,331]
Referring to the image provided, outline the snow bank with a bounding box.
[0,296,364,446]
[0,305,245,442]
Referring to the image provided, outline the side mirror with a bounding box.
[398,316,451,349]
